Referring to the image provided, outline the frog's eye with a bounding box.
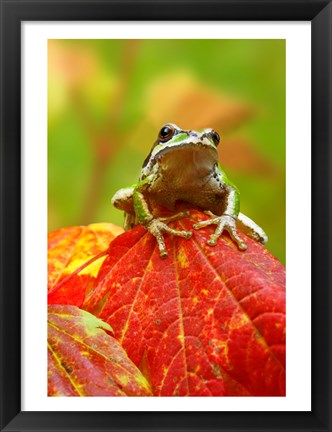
[159,125,175,143]
[210,130,220,146]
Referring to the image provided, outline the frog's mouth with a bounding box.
[157,143,218,177]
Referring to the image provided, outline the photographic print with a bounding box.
[3,0,331,428]
[47,38,285,397]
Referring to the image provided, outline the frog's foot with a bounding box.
[147,217,192,258]
[193,212,247,251]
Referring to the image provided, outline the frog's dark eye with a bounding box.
[210,130,220,146]
[159,125,175,143]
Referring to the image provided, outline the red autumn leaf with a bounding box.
[48,223,123,306]
[82,209,285,396]
[48,304,152,396]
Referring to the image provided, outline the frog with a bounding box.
[112,123,268,258]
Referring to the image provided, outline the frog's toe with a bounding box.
[166,226,192,239]
[193,219,212,230]
[207,237,217,246]
[232,236,247,250]
[153,229,167,257]
[159,211,190,224]
[203,210,215,217]
[182,230,192,239]
[224,225,247,250]
[159,249,168,259]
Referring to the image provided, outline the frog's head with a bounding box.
[141,123,220,177]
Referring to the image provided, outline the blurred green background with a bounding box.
[48,39,285,264]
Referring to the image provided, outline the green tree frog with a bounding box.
[112,123,268,258]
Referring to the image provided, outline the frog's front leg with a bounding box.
[133,190,192,258]
[193,187,247,251]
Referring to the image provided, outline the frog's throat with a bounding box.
[157,144,218,177]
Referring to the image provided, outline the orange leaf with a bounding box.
[48,223,123,306]
[83,210,285,396]
[48,304,152,396]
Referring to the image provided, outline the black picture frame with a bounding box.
[0,1,331,431]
